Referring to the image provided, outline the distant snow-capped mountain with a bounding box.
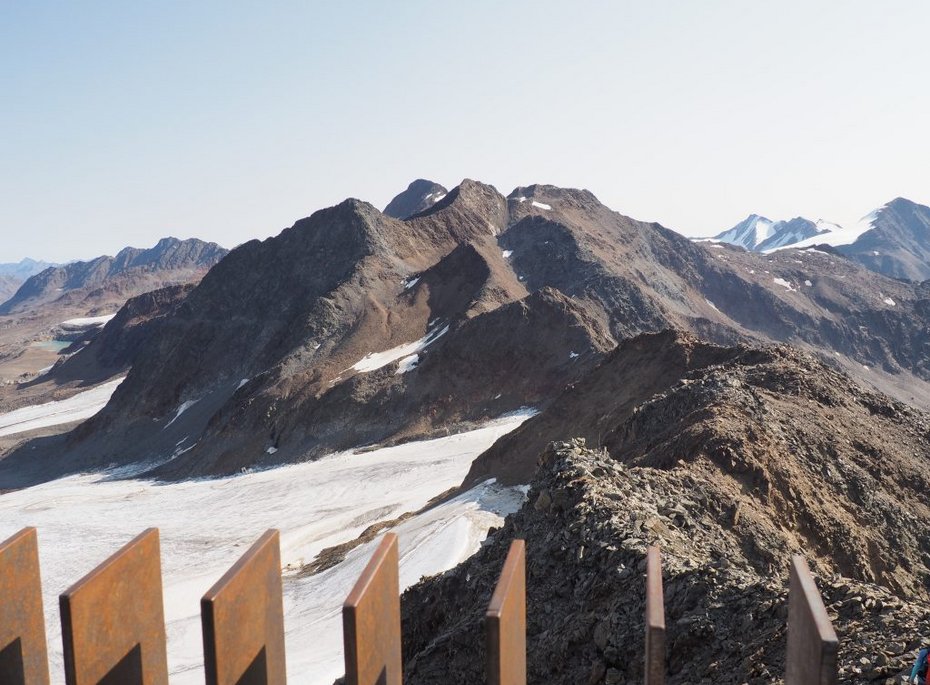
[708,215,836,252]
[714,198,930,281]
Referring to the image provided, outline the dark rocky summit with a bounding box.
[401,334,930,684]
[383,179,449,219]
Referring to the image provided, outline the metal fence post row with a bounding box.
[786,555,839,685]
[59,528,168,685]
[0,527,50,685]
[343,532,402,685]
[645,546,666,685]
[486,539,526,685]
[202,529,287,685]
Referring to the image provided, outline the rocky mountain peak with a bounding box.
[383,179,448,219]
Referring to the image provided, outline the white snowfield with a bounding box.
[773,277,795,292]
[351,324,450,374]
[0,411,534,684]
[0,378,124,437]
[59,314,117,330]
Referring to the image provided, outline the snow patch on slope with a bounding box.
[0,378,125,437]
[164,399,200,429]
[59,314,117,330]
[351,325,450,374]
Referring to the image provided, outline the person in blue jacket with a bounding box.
[911,647,930,684]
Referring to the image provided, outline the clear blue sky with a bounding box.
[1,1,928,262]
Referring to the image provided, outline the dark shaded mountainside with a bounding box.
[2,179,930,487]
[0,237,227,314]
[401,333,930,685]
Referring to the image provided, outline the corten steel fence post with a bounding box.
[343,532,402,685]
[0,527,50,685]
[786,556,838,685]
[201,529,287,685]
[59,528,168,685]
[645,546,666,685]
[486,539,526,685]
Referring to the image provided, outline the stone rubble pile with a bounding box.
[401,439,930,684]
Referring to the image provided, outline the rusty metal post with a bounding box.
[0,527,50,685]
[645,546,665,685]
[486,539,526,685]
[59,528,168,685]
[786,556,838,685]
[201,529,287,685]
[343,532,402,685]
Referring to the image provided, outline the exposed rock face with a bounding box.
[0,237,227,315]
[5,181,930,486]
[838,197,930,282]
[384,179,448,219]
[401,336,930,684]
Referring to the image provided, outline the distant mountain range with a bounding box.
[706,197,930,281]
[0,237,228,315]
[0,258,57,302]
[4,178,930,488]
[707,215,837,252]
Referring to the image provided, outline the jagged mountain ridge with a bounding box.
[3,180,930,486]
[401,333,930,684]
[0,237,227,314]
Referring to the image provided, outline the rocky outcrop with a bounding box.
[403,354,930,683]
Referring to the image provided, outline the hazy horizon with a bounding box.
[2,1,928,263]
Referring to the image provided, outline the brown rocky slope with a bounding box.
[401,333,930,684]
